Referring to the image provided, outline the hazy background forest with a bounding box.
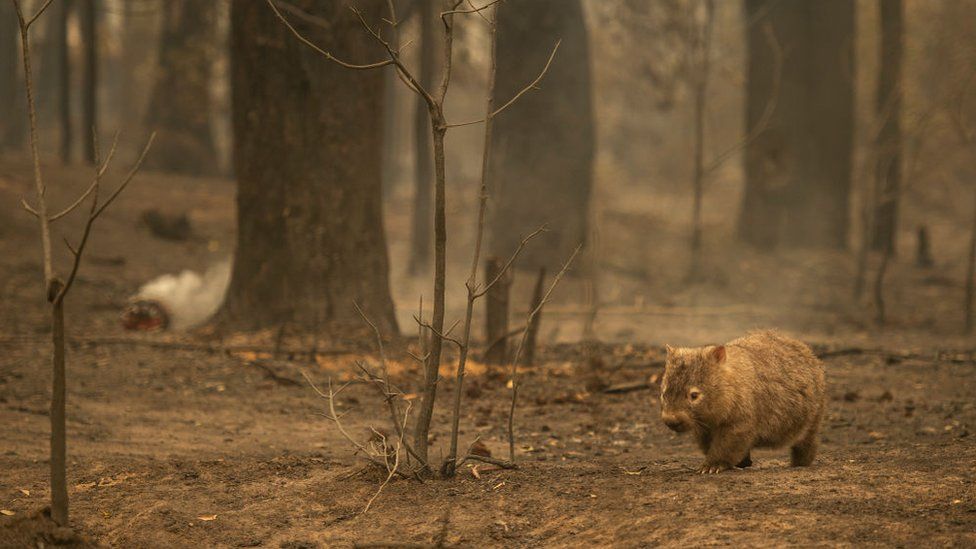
[3,0,976,344]
[2,0,976,547]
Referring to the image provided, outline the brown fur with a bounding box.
[659,330,826,474]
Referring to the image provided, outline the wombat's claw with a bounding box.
[697,462,731,474]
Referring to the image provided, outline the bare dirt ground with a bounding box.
[2,158,975,547]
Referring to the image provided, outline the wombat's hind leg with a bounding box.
[736,452,753,468]
[790,431,818,466]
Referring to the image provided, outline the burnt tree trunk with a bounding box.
[871,0,903,252]
[489,0,594,270]
[0,1,25,151]
[408,0,435,275]
[220,0,397,336]
[484,257,512,365]
[519,267,545,367]
[79,0,97,164]
[738,0,855,249]
[144,0,218,175]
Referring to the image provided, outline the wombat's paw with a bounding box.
[697,462,732,474]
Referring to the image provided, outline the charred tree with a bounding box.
[0,0,25,151]
[871,0,903,252]
[738,0,855,249]
[219,0,397,336]
[488,0,594,270]
[407,0,435,275]
[483,257,512,365]
[144,0,219,175]
[79,0,97,164]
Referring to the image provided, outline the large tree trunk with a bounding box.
[871,0,903,251]
[738,0,855,249]
[407,0,435,275]
[144,0,219,175]
[488,0,594,270]
[79,0,97,164]
[0,0,25,151]
[219,0,397,336]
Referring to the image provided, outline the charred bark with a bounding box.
[408,0,435,275]
[738,0,855,249]
[488,0,594,270]
[871,0,903,252]
[144,0,219,175]
[219,0,397,337]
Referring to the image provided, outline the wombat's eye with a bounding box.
[689,390,701,402]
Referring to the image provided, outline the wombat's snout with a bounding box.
[661,412,689,433]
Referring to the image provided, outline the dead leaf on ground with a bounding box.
[197,514,217,521]
[18,489,29,496]
[470,440,492,457]
[470,465,481,479]
[0,510,14,516]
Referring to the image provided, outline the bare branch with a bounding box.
[21,199,39,217]
[507,244,582,462]
[352,303,429,467]
[273,0,332,30]
[265,0,393,70]
[347,5,437,108]
[56,129,104,304]
[363,401,411,513]
[91,132,155,220]
[414,316,462,348]
[446,40,561,129]
[302,372,413,479]
[13,0,54,286]
[442,0,501,19]
[49,132,120,222]
[25,0,55,28]
[473,226,546,298]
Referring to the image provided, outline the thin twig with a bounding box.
[363,401,411,513]
[48,132,119,222]
[303,373,413,479]
[507,244,582,463]
[265,0,393,70]
[473,226,546,298]
[446,41,561,129]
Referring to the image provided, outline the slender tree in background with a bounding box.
[57,0,71,163]
[738,0,855,249]
[13,0,153,526]
[408,0,436,275]
[79,0,97,164]
[144,0,218,175]
[488,0,594,270]
[688,0,714,279]
[219,0,397,336]
[0,1,26,151]
[871,0,903,252]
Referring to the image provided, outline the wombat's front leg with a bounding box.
[698,427,753,474]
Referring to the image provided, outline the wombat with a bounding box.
[659,330,826,474]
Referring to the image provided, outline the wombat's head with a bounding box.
[659,344,727,433]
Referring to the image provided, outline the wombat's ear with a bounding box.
[710,345,727,364]
[665,344,675,356]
